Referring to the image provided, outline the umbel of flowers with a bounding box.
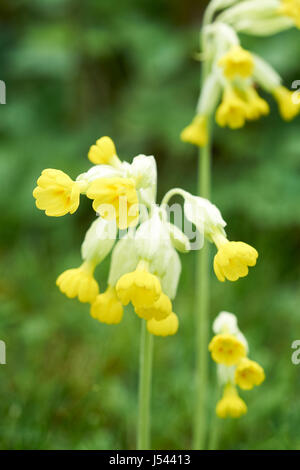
[33,136,258,336]
[209,312,265,418]
[181,0,300,146]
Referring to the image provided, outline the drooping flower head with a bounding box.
[210,312,265,419]
[33,169,87,217]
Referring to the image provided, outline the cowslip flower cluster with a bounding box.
[33,136,259,336]
[209,312,265,419]
[181,0,300,145]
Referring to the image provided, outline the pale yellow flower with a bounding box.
[86,177,139,229]
[33,169,86,217]
[209,333,246,366]
[147,312,179,337]
[180,115,208,147]
[90,286,123,324]
[56,262,99,303]
[216,383,247,419]
[218,45,254,79]
[235,358,265,390]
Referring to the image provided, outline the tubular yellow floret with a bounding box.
[147,312,179,337]
[86,177,139,229]
[243,87,270,120]
[90,285,123,324]
[116,262,162,309]
[216,383,247,419]
[180,115,208,147]
[56,261,99,303]
[279,0,300,28]
[88,136,119,165]
[33,169,86,217]
[272,85,300,121]
[216,88,249,129]
[218,45,254,80]
[134,292,172,321]
[213,236,258,282]
[235,357,265,390]
[208,333,246,366]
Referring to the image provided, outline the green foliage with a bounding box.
[0,0,300,450]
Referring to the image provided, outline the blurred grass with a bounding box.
[1,0,300,450]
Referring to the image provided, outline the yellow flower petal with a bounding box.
[135,292,172,320]
[33,169,83,217]
[213,241,258,282]
[147,312,179,337]
[88,136,117,165]
[116,268,161,309]
[56,262,99,303]
[180,115,208,147]
[218,45,254,80]
[86,177,139,229]
[208,333,246,366]
[216,383,247,419]
[90,286,123,324]
[235,357,265,390]
[273,85,300,121]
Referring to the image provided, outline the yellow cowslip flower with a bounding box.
[279,0,300,28]
[180,115,208,147]
[272,85,300,121]
[216,383,247,419]
[134,292,172,320]
[90,285,123,324]
[212,233,258,282]
[86,177,139,229]
[216,88,249,129]
[147,312,179,337]
[88,136,121,166]
[243,87,270,120]
[208,333,246,366]
[235,358,265,390]
[33,169,87,217]
[116,262,162,309]
[56,261,99,303]
[218,45,254,80]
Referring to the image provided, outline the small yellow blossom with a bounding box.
[56,262,99,303]
[279,0,300,28]
[147,312,179,337]
[273,85,300,121]
[213,239,258,282]
[218,45,254,79]
[180,115,208,147]
[86,177,139,229]
[88,136,119,166]
[33,169,86,217]
[135,292,172,320]
[216,88,249,129]
[209,333,246,366]
[90,285,123,324]
[216,383,247,419]
[116,264,162,309]
[235,358,265,390]
[243,87,270,120]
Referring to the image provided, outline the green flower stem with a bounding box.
[193,14,212,449]
[137,321,153,450]
[193,134,211,450]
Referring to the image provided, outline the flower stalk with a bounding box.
[137,321,153,449]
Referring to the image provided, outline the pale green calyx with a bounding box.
[81,217,117,265]
[108,234,139,286]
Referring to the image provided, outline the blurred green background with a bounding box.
[1,0,300,450]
